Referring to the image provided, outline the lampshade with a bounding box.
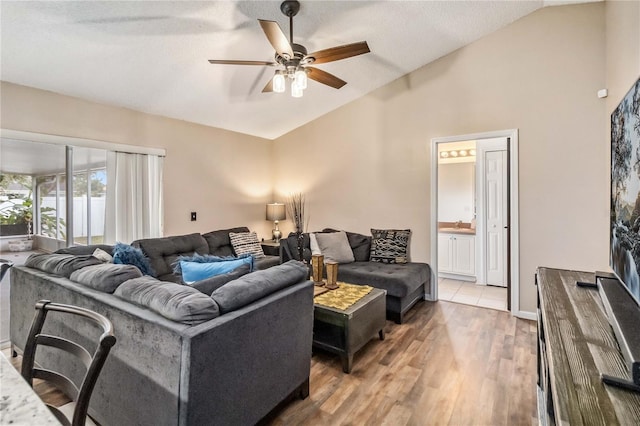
[266,203,286,221]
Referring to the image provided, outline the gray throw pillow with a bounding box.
[314,231,355,264]
[211,260,307,314]
[70,263,143,293]
[115,276,220,325]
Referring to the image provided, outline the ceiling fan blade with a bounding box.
[306,67,347,89]
[307,41,370,64]
[258,19,294,59]
[262,78,274,93]
[208,60,276,66]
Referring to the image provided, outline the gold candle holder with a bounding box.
[312,254,324,286]
[325,261,339,290]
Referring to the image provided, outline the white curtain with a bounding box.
[105,152,163,243]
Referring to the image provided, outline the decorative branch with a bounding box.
[286,192,307,233]
[287,192,308,262]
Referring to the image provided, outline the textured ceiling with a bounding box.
[0,1,598,140]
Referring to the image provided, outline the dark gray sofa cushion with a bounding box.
[190,263,251,295]
[70,263,143,293]
[25,253,103,278]
[282,233,312,262]
[211,260,307,314]
[55,244,115,256]
[337,261,429,298]
[346,232,371,262]
[202,226,249,257]
[115,276,220,325]
[132,233,209,280]
[255,255,280,270]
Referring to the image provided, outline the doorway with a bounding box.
[430,130,520,315]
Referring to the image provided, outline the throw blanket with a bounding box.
[314,282,373,310]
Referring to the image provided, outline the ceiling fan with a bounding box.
[208,0,370,97]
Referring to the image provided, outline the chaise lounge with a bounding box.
[281,229,431,323]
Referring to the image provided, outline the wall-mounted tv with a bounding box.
[611,76,640,306]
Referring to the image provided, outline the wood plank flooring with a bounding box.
[4,300,537,425]
[268,300,537,425]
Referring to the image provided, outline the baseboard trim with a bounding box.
[0,340,11,350]
[515,310,536,321]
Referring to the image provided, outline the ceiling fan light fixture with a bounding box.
[295,68,308,89]
[207,0,371,97]
[291,80,303,98]
[273,71,286,93]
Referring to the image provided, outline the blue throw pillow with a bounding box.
[172,253,255,275]
[112,242,154,276]
[180,257,253,284]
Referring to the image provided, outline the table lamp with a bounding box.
[266,203,286,242]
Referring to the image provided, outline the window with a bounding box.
[37,175,66,240]
[0,174,34,236]
[1,133,163,246]
[72,168,107,245]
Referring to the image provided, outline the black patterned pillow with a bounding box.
[369,229,410,264]
[229,231,265,259]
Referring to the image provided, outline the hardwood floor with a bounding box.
[269,300,537,425]
[4,300,537,425]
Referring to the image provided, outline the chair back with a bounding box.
[0,258,13,281]
[21,300,116,426]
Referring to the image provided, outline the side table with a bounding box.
[260,239,281,257]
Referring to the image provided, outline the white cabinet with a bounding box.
[438,233,475,277]
[438,235,454,272]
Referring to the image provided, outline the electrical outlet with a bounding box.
[190,212,197,221]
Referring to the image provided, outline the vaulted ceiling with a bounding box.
[0,1,597,140]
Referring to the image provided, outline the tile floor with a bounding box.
[438,277,508,311]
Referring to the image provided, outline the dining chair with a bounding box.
[21,300,116,426]
[0,258,13,281]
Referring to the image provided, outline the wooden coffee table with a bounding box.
[313,286,386,373]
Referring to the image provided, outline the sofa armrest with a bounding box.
[180,280,313,425]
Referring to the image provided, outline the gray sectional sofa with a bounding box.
[10,240,313,425]
[281,229,431,323]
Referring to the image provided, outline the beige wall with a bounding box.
[0,82,275,239]
[274,3,608,313]
[605,0,640,113]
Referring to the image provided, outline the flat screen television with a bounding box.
[608,75,640,390]
[611,76,640,304]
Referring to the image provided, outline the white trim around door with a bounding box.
[430,129,527,319]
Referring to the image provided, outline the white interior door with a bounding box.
[485,150,507,287]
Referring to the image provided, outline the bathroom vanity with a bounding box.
[438,224,476,279]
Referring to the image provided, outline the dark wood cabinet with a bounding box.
[536,267,640,425]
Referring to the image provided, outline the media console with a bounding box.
[536,267,640,425]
